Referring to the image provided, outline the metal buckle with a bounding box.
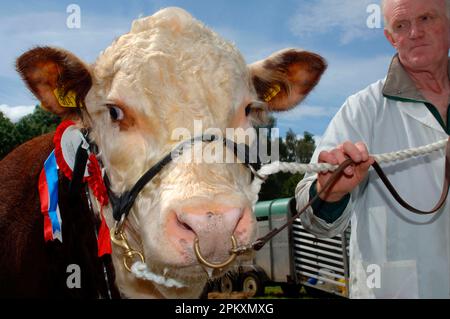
[113,213,126,236]
[110,227,145,272]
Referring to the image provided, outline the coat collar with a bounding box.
[382,55,450,134]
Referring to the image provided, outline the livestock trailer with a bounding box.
[209,197,351,298]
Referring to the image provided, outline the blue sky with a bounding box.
[0,0,396,138]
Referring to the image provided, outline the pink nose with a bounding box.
[169,206,247,261]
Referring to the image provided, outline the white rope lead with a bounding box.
[250,138,448,205]
[130,262,187,288]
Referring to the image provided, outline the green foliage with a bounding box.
[259,126,316,201]
[15,106,60,144]
[0,106,60,160]
[0,112,19,159]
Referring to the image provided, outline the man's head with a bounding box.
[382,0,450,71]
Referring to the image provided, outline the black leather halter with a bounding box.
[102,135,263,226]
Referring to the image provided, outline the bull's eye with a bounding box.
[245,102,266,117]
[107,105,124,121]
[245,104,252,117]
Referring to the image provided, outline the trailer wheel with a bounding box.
[219,275,235,293]
[241,272,265,297]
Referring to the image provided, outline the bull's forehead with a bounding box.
[92,8,251,132]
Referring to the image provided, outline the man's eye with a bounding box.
[107,105,124,121]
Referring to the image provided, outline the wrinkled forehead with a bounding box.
[92,14,251,122]
[383,0,447,19]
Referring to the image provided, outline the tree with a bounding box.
[0,112,19,160]
[15,106,60,145]
[259,130,316,201]
[284,129,298,162]
[296,131,315,164]
[0,106,61,161]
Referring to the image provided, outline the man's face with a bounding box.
[384,0,450,71]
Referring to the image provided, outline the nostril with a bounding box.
[181,222,193,232]
[175,214,195,233]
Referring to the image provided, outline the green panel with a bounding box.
[254,197,294,219]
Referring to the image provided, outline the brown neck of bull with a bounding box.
[0,133,120,298]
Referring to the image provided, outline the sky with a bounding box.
[0,0,396,139]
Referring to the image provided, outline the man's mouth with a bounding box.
[410,43,430,50]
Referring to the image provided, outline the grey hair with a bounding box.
[381,0,450,28]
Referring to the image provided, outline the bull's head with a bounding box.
[16,7,326,298]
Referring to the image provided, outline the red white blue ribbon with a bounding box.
[38,120,112,255]
[38,150,63,242]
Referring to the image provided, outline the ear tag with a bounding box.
[53,87,78,108]
[263,84,281,102]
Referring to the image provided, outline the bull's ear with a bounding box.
[16,46,92,117]
[249,49,327,112]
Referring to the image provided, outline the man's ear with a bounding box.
[249,49,327,112]
[384,29,397,49]
[16,46,92,117]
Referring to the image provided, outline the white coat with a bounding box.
[295,56,450,298]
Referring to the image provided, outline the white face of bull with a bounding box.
[16,7,326,298]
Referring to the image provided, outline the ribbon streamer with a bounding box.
[38,151,63,242]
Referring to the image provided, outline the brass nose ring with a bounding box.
[194,235,237,269]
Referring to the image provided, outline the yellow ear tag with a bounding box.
[263,84,281,102]
[53,87,78,108]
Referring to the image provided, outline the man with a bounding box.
[296,0,450,298]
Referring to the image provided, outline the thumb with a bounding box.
[357,156,375,173]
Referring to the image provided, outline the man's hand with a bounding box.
[317,141,374,202]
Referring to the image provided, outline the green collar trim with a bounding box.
[383,93,450,134]
[424,103,450,134]
[382,94,425,104]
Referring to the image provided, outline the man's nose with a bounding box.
[409,21,425,39]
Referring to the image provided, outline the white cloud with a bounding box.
[289,0,380,44]
[0,104,35,122]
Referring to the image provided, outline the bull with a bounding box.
[0,7,326,298]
